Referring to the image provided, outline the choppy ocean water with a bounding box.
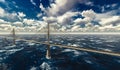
[0,34,120,70]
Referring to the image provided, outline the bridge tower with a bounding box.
[46,23,51,59]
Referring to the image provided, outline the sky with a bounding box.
[0,0,120,33]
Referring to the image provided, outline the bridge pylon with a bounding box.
[46,23,51,59]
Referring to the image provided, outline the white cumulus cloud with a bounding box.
[18,12,26,18]
[30,0,36,6]
[0,0,5,3]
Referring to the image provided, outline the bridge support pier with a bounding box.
[46,23,51,59]
[46,44,51,59]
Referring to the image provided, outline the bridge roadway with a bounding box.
[1,36,120,57]
[16,38,120,57]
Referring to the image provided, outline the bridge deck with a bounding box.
[22,39,120,57]
[2,36,120,57]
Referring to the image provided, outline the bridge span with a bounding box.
[5,37,120,57]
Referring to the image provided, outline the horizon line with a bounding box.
[0,32,120,35]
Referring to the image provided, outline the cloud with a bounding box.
[81,9,96,20]
[0,19,9,24]
[23,1,120,32]
[0,19,22,31]
[43,16,57,23]
[40,0,91,16]
[0,16,47,32]
[1,0,120,32]
[70,9,120,32]
[74,18,88,27]
[17,12,26,21]
[0,7,6,17]
[39,0,100,32]
[13,21,23,27]
[101,4,118,12]
[57,11,79,24]
[42,11,79,31]
[18,12,26,18]
[73,9,96,27]
[0,24,12,31]
[47,0,76,16]
[0,0,5,3]
[41,9,119,32]
[20,18,48,32]
[24,26,37,32]
[23,18,36,25]
[39,6,120,32]
[0,7,19,21]
[49,23,61,31]
[30,0,36,6]
[37,13,42,18]
[39,3,48,15]
[98,25,117,32]
[100,16,120,26]
[71,25,81,31]
[59,26,67,31]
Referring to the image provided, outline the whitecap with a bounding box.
[28,43,35,46]
[105,40,117,43]
[61,40,64,43]
[107,44,115,47]
[82,43,87,45]
[30,66,37,70]
[103,49,112,52]
[67,43,72,46]
[71,44,79,47]
[74,50,82,56]
[0,50,6,53]
[90,39,95,42]
[98,48,112,52]
[51,46,57,50]
[5,48,23,55]
[84,59,93,64]
[4,45,16,49]
[115,59,120,63]
[62,49,74,52]
[40,62,51,70]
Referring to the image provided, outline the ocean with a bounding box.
[0,34,120,70]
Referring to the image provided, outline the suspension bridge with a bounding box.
[1,23,120,60]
